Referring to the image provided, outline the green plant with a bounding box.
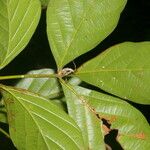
[0,0,150,150]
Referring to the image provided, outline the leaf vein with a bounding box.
[32,112,80,149]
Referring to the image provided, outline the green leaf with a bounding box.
[87,89,150,150]
[0,99,7,123]
[0,0,41,69]
[68,77,81,86]
[50,99,67,111]
[16,69,62,99]
[47,0,127,68]
[61,80,105,150]
[66,85,150,150]
[0,110,7,123]
[40,0,50,7]
[76,42,150,104]
[16,70,81,112]
[0,84,85,150]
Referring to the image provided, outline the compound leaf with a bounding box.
[76,42,150,104]
[0,0,41,69]
[47,0,127,68]
[0,84,85,150]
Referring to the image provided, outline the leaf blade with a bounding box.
[61,81,105,150]
[87,89,150,150]
[47,0,127,68]
[0,85,85,150]
[16,69,62,99]
[70,85,150,150]
[76,42,150,104]
[0,0,41,69]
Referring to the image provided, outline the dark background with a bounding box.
[0,0,150,149]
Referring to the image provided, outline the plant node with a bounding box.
[57,68,74,78]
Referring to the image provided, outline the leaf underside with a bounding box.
[62,81,105,150]
[76,42,150,104]
[16,69,61,99]
[0,0,41,69]
[0,85,85,150]
[88,90,150,150]
[64,85,150,150]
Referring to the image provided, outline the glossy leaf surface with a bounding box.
[0,85,84,150]
[76,42,150,104]
[62,81,105,150]
[67,85,150,150]
[47,0,127,68]
[87,89,150,150]
[0,0,41,69]
[16,69,61,99]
